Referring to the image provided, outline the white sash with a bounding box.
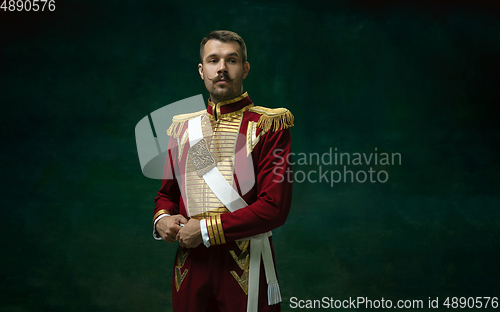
[188,115,281,312]
[187,115,247,212]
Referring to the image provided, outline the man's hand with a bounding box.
[156,214,188,242]
[177,219,203,249]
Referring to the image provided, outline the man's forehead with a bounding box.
[203,40,241,57]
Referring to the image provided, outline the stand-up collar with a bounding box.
[207,92,254,121]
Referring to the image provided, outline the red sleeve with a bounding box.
[153,136,181,220]
[219,127,293,242]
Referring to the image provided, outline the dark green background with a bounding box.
[1,1,499,311]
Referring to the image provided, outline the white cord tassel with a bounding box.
[261,233,281,305]
[267,281,282,305]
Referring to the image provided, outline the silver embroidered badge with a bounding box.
[188,139,217,178]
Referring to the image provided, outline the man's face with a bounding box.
[198,39,250,103]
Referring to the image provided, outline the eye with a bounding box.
[229,59,237,63]
[209,59,217,63]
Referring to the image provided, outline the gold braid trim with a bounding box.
[166,109,206,138]
[208,91,248,108]
[197,214,227,246]
[249,106,295,132]
[191,210,228,246]
[206,217,216,246]
[174,248,190,292]
[190,208,229,220]
[211,216,222,245]
[217,104,254,120]
[152,209,170,223]
[215,214,226,244]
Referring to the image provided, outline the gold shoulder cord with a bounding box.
[166,109,206,138]
[246,107,294,155]
[249,106,294,132]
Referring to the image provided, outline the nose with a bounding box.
[217,59,228,74]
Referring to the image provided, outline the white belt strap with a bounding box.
[188,115,281,312]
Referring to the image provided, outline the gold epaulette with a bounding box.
[249,106,294,132]
[166,109,206,138]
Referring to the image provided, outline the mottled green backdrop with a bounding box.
[1,1,499,311]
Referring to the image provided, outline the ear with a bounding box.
[198,63,204,80]
[242,62,250,79]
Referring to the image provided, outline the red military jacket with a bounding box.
[153,92,293,244]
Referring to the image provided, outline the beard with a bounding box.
[204,74,243,102]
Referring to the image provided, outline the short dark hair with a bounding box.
[200,30,247,64]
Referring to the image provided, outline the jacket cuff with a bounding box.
[205,214,226,246]
[200,219,210,248]
[152,211,170,240]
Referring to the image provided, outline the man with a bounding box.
[152,30,294,312]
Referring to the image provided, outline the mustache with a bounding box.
[207,73,233,82]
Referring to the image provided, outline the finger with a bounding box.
[162,234,173,242]
[169,224,182,233]
[174,219,186,227]
[176,215,188,224]
[157,228,167,237]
